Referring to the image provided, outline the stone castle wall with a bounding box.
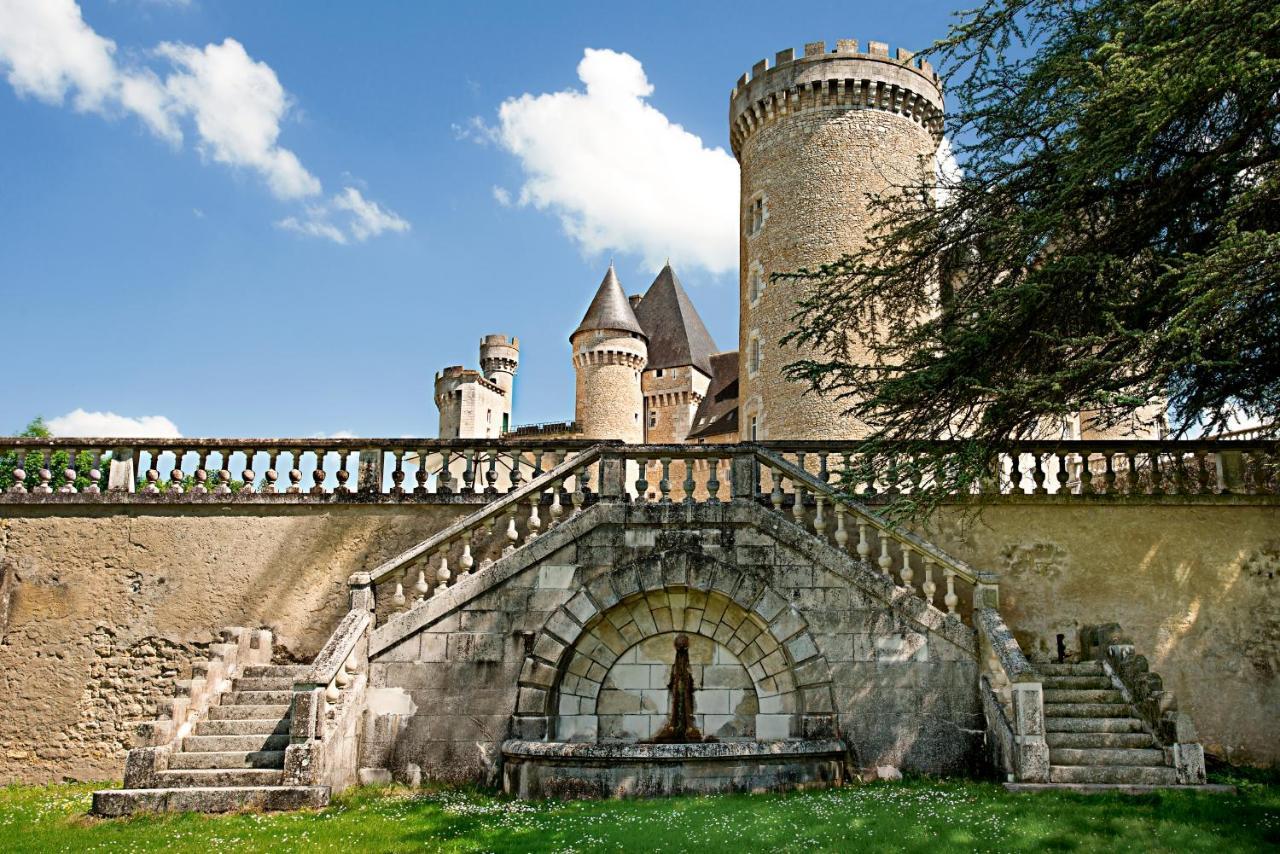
[1,498,1276,784]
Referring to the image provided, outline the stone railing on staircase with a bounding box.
[282,587,374,793]
[974,609,1050,783]
[115,627,273,791]
[1079,623,1206,784]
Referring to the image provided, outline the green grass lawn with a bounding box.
[1,777,1276,853]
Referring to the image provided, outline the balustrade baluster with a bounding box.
[1008,453,1023,495]
[1124,450,1138,494]
[877,536,893,577]
[856,521,871,563]
[263,451,280,494]
[817,452,830,484]
[943,568,958,616]
[862,453,877,497]
[460,530,475,576]
[682,460,696,504]
[138,449,157,495]
[792,481,807,525]
[8,450,27,493]
[549,476,565,524]
[571,472,585,516]
[438,450,453,494]
[833,504,849,550]
[659,458,672,503]
[1149,450,1164,495]
[504,508,519,554]
[1032,453,1047,494]
[532,450,545,480]
[899,546,914,589]
[509,451,524,492]
[311,449,327,495]
[59,448,78,494]
[241,449,257,494]
[392,574,406,607]
[1173,451,1189,495]
[635,461,650,501]
[1080,452,1094,495]
[166,450,184,496]
[287,449,303,494]
[485,450,499,494]
[812,494,827,539]
[884,455,900,496]
[436,548,451,592]
[213,452,232,495]
[84,449,102,496]
[706,458,721,503]
[1101,452,1116,495]
[463,449,477,493]
[527,492,541,539]
[390,451,406,497]
[770,467,784,511]
[1055,452,1070,493]
[414,449,430,496]
[413,564,430,602]
[922,558,937,605]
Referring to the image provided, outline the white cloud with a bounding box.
[276,186,408,244]
[157,38,320,199]
[490,48,738,275]
[491,185,512,207]
[47,408,181,438]
[310,430,356,439]
[0,0,407,237]
[332,186,410,240]
[451,115,496,145]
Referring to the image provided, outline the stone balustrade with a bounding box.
[0,438,601,502]
[974,608,1049,783]
[1,438,1272,504]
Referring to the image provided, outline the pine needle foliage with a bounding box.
[779,0,1279,517]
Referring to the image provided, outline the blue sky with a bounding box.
[0,0,959,439]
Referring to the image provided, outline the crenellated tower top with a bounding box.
[729,39,944,158]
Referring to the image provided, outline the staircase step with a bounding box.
[1047,732,1156,749]
[1044,702,1132,718]
[1042,675,1113,690]
[207,704,292,721]
[1046,717,1146,734]
[194,718,290,737]
[1043,689,1124,704]
[1050,747,1167,767]
[241,665,310,679]
[93,786,328,816]
[1049,765,1178,785]
[220,690,294,705]
[157,768,286,787]
[168,750,287,770]
[232,677,299,692]
[1037,662,1105,676]
[182,734,290,753]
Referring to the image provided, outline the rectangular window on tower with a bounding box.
[749,415,758,440]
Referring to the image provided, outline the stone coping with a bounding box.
[501,739,846,763]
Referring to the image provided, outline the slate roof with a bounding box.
[572,265,646,338]
[633,264,719,376]
[687,351,740,440]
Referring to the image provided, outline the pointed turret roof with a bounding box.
[634,263,718,376]
[572,264,646,338]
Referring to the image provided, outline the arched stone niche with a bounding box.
[513,560,837,744]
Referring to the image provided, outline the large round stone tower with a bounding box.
[571,265,648,442]
[730,39,944,440]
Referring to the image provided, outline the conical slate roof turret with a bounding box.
[572,264,646,338]
[634,263,718,375]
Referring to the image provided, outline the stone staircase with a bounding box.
[93,643,330,816]
[1040,661,1177,786]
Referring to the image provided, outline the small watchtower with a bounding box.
[571,265,648,443]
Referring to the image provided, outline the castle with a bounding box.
[437,37,1149,449]
[1,38,1273,816]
